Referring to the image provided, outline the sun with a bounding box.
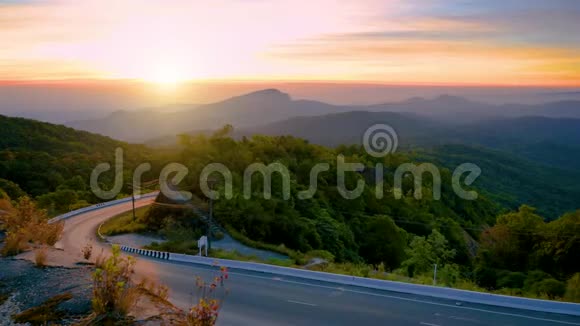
[144,64,189,88]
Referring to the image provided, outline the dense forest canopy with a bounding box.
[162,131,497,263]
[414,145,580,219]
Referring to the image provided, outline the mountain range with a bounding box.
[66,89,580,142]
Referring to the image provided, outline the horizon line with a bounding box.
[0,78,579,89]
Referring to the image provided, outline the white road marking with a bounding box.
[420,322,440,326]
[219,271,580,325]
[287,300,318,307]
[450,315,478,322]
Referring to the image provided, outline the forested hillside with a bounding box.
[0,114,159,215]
[415,145,580,219]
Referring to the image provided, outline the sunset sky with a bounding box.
[1,0,580,86]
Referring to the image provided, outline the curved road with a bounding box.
[59,197,580,326]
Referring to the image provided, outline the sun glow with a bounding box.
[144,64,190,88]
[1,1,580,85]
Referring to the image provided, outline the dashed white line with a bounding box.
[228,272,580,325]
[450,315,478,322]
[287,299,318,307]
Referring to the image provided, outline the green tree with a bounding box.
[478,205,545,271]
[358,215,407,270]
[542,210,580,277]
[402,229,456,277]
[37,189,78,214]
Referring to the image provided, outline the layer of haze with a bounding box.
[2,81,580,123]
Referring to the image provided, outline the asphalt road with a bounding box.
[59,198,580,326]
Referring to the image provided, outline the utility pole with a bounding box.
[126,183,137,222]
[208,195,213,250]
[131,191,136,222]
[206,176,218,251]
[127,179,158,223]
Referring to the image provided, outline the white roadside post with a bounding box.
[433,263,438,285]
[198,235,208,256]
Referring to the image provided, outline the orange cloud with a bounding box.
[0,0,578,86]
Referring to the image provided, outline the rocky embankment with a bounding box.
[0,258,93,325]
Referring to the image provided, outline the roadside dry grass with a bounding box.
[0,197,63,257]
[76,245,182,325]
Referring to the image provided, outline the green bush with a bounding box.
[529,279,566,299]
[523,270,553,291]
[498,272,526,289]
[474,266,499,289]
[438,264,461,286]
[565,273,580,303]
[161,222,202,243]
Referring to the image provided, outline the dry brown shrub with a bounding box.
[1,231,29,256]
[34,246,48,268]
[0,197,63,256]
[82,243,93,260]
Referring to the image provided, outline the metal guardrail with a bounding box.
[120,245,170,260]
[58,194,580,317]
[48,192,159,224]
